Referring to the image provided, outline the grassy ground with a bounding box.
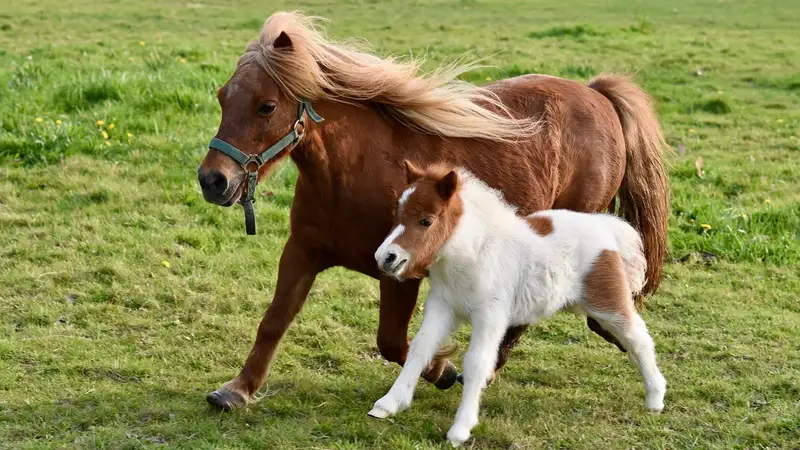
[1,0,799,448]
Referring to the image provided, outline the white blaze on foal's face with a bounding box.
[374,161,463,280]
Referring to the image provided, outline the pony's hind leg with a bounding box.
[584,250,666,412]
[447,312,508,446]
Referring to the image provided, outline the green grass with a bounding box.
[1,0,799,448]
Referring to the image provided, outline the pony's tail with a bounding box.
[589,74,669,307]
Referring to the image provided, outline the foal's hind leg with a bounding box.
[588,310,667,411]
[584,251,666,412]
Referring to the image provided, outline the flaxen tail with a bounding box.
[589,74,669,307]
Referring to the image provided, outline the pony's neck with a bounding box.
[291,99,422,197]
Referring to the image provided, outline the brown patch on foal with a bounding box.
[584,249,632,319]
[526,215,553,236]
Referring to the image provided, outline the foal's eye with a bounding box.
[257,102,277,116]
[419,218,433,227]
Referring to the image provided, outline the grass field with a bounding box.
[1,0,799,448]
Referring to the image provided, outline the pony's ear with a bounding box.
[273,31,293,50]
[437,170,459,200]
[403,160,423,185]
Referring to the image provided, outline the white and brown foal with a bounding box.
[369,161,667,446]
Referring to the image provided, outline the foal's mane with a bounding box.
[238,11,539,142]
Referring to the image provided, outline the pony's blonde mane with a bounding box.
[238,11,539,142]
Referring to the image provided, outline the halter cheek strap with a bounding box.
[208,100,324,235]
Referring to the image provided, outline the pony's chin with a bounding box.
[221,185,243,207]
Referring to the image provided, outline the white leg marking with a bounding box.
[369,295,455,419]
[447,311,508,446]
[590,310,667,412]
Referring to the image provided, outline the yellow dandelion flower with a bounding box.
[688,128,696,134]
[101,130,109,139]
[108,123,115,130]
[35,117,43,123]
[700,223,712,231]
[764,199,772,204]
[56,119,62,125]
[179,58,186,64]
[162,260,171,268]
[139,41,145,46]
[776,119,784,123]
[96,120,105,126]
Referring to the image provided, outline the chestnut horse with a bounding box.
[197,12,669,410]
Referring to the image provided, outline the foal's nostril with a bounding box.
[384,252,397,266]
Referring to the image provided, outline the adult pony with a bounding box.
[197,12,669,410]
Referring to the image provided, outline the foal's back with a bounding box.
[507,209,646,323]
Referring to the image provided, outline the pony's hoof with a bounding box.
[434,361,459,390]
[368,405,392,419]
[206,388,248,411]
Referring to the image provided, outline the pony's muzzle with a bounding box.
[198,166,239,206]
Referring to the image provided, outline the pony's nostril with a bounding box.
[384,252,397,265]
[206,170,229,196]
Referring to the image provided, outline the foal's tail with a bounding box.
[589,74,669,307]
[609,218,648,298]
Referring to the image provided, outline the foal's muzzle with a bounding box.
[376,244,410,279]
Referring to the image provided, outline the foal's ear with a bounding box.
[273,31,293,50]
[437,170,459,200]
[403,160,423,185]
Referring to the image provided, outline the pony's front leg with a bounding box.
[369,296,455,419]
[447,311,508,447]
[206,238,323,410]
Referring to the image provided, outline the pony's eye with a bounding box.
[419,218,432,227]
[257,102,277,116]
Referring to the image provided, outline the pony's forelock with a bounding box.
[238,11,540,142]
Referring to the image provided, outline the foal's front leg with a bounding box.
[447,310,508,447]
[369,295,455,419]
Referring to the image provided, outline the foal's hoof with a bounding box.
[434,361,459,390]
[206,388,248,411]
[367,405,392,419]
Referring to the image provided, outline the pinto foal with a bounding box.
[369,162,667,446]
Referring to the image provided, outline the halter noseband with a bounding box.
[208,100,324,235]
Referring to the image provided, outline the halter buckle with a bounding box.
[293,120,306,141]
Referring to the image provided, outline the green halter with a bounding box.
[208,100,324,235]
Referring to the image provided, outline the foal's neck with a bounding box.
[438,175,522,263]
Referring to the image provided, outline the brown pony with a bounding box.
[197,12,669,410]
